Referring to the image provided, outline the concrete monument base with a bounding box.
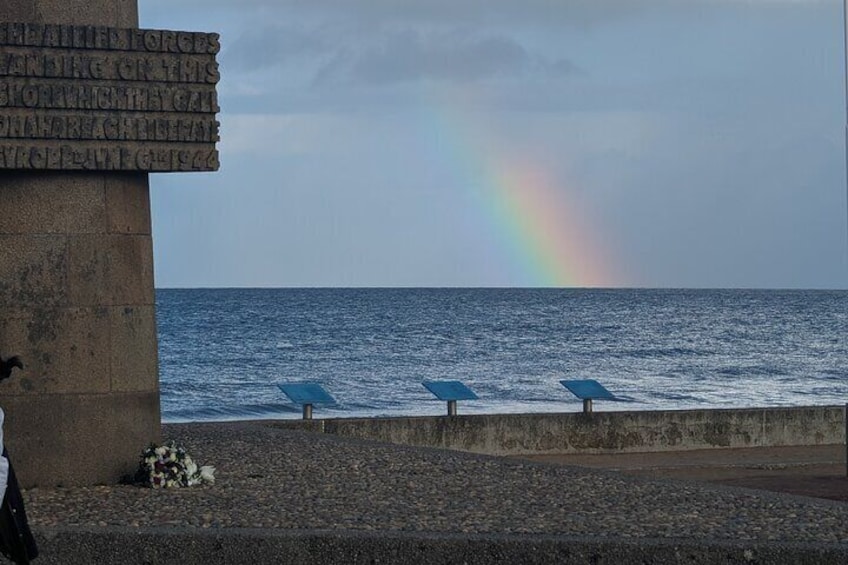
[0,172,161,487]
[0,0,220,486]
[0,392,159,487]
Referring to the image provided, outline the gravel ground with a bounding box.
[22,421,848,544]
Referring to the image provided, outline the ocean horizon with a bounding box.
[155,287,847,423]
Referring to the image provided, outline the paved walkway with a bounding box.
[521,445,848,501]
[23,422,848,545]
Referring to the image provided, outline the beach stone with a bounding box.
[19,422,848,563]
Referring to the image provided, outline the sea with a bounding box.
[156,288,847,423]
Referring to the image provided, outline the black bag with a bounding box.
[0,449,38,564]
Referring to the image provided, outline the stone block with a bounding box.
[1,391,161,487]
[68,234,155,306]
[1,0,138,27]
[0,0,167,489]
[104,174,151,235]
[1,1,37,23]
[0,234,69,312]
[0,174,106,235]
[0,307,112,395]
[110,305,159,393]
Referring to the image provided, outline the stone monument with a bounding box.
[0,0,219,487]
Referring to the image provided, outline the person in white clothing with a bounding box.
[0,352,18,506]
[0,355,37,564]
[0,409,8,504]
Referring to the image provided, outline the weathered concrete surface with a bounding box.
[1,391,159,486]
[0,171,160,486]
[276,406,846,456]
[30,528,848,565]
[0,0,161,488]
[2,0,138,27]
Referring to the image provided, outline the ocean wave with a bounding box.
[156,288,848,422]
[163,402,300,423]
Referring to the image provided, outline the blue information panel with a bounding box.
[423,380,479,401]
[278,382,336,405]
[560,379,616,401]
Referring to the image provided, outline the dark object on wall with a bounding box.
[0,449,38,563]
[0,357,23,383]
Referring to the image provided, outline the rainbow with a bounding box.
[420,86,620,288]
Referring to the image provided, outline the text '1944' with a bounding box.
[0,22,220,172]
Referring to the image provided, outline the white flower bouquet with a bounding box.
[135,441,215,488]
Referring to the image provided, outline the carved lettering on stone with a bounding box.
[0,23,220,172]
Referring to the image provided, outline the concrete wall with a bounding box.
[31,527,848,565]
[0,0,161,487]
[277,406,846,456]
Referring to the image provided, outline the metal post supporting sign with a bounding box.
[560,380,618,413]
[422,381,478,416]
[278,383,336,420]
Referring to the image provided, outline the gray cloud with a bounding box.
[144,1,791,29]
[361,33,529,83]
[225,25,330,72]
[143,0,845,289]
[317,31,545,86]
[222,21,580,87]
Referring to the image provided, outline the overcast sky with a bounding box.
[139,0,847,289]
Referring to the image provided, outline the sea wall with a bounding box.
[276,406,846,455]
[32,528,848,565]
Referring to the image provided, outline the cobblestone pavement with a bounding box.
[23,422,848,544]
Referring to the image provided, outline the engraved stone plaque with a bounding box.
[0,23,220,172]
